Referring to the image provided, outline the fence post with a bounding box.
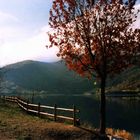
[54,104,57,122]
[27,100,29,111]
[16,97,18,104]
[73,105,76,126]
[38,102,40,116]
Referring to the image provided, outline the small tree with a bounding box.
[48,0,140,136]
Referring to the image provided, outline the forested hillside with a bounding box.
[0,60,139,95]
[0,60,94,95]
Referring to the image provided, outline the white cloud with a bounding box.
[0,3,60,67]
[0,27,20,40]
[0,25,59,67]
[0,11,27,42]
[0,11,19,23]
[0,11,59,67]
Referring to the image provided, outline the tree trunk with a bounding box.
[100,76,106,135]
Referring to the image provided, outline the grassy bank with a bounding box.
[0,99,98,140]
[0,99,134,140]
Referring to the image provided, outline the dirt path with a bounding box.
[0,132,17,140]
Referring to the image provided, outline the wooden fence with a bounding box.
[0,96,80,126]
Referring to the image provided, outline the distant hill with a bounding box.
[0,60,94,95]
[0,60,139,96]
[107,66,140,92]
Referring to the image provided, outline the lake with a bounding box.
[29,94,140,139]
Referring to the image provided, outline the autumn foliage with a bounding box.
[49,0,139,78]
[49,0,140,136]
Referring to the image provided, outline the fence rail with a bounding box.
[0,96,80,126]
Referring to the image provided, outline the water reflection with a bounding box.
[106,99,140,134]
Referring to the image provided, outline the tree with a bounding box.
[48,0,140,137]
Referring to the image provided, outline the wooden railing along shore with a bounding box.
[0,96,80,126]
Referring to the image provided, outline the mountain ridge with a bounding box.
[0,60,139,95]
[0,60,94,95]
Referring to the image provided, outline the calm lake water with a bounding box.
[30,95,140,139]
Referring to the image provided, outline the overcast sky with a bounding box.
[0,0,59,67]
[0,0,140,67]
